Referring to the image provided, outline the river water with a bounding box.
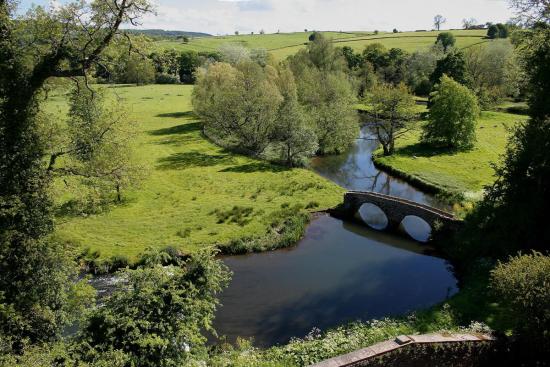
[212,125,457,347]
[90,125,458,347]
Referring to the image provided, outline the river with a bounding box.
[212,125,457,347]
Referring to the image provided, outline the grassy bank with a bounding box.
[373,111,528,201]
[153,29,489,60]
[47,84,343,262]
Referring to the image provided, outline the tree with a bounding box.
[362,43,389,71]
[0,0,152,351]
[367,83,418,156]
[434,14,446,31]
[393,28,398,33]
[405,48,442,95]
[193,61,283,155]
[78,251,231,366]
[308,31,321,42]
[462,18,478,29]
[289,37,358,154]
[341,46,362,69]
[436,32,456,52]
[430,49,468,86]
[487,24,500,39]
[490,252,550,361]
[497,23,509,38]
[56,84,146,205]
[423,75,479,149]
[122,53,156,85]
[218,44,251,65]
[464,40,518,107]
[272,66,318,166]
[179,50,201,84]
[235,30,239,35]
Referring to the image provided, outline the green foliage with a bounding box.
[436,32,456,52]
[423,75,479,149]
[405,48,442,95]
[490,252,550,357]
[193,61,283,155]
[179,50,201,84]
[122,53,156,85]
[430,50,468,86]
[464,40,519,107]
[271,66,318,166]
[77,251,231,366]
[460,25,550,261]
[367,83,417,155]
[488,24,509,39]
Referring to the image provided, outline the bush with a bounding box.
[490,252,550,359]
[423,75,479,149]
[155,73,179,84]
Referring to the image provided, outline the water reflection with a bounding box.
[311,125,445,209]
[214,215,457,347]
[400,216,432,243]
[357,203,388,230]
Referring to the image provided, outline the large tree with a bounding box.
[0,0,151,350]
[367,83,418,156]
[434,14,446,31]
[423,75,479,149]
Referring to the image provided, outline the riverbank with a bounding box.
[48,84,344,265]
[372,111,528,203]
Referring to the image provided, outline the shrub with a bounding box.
[155,73,180,84]
[490,252,550,358]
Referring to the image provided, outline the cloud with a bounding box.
[18,0,515,35]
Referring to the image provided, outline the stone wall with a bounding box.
[310,333,495,367]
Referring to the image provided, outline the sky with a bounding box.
[18,0,515,35]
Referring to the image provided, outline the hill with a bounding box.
[151,29,489,59]
[124,29,212,38]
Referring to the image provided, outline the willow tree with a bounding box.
[0,0,152,350]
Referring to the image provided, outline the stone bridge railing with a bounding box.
[309,332,495,367]
[340,191,463,235]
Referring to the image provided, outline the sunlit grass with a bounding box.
[47,84,343,260]
[374,110,528,198]
[152,30,489,60]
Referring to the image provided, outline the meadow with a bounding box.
[153,29,489,59]
[47,85,343,261]
[374,109,528,200]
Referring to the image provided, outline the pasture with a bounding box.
[153,29,489,59]
[47,85,343,260]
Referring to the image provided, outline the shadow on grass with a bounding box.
[149,122,202,136]
[157,151,235,170]
[155,111,196,119]
[220,162,290,173]
[393,142,462,158]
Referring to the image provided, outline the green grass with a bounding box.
[47,84,343,261]
[152,29,490,60]
[373,111,528,200]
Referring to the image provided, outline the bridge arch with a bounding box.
[399,215,432,242]
[357,203,389,230]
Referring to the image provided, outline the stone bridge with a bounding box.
[339,191,463,240]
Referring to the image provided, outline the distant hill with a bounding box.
[123,29,212,38]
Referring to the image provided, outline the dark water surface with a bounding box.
[215,215,457,347]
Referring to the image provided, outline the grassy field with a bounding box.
[46,85,343,261]
[374,110,528,200]
[153,29,489,60]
